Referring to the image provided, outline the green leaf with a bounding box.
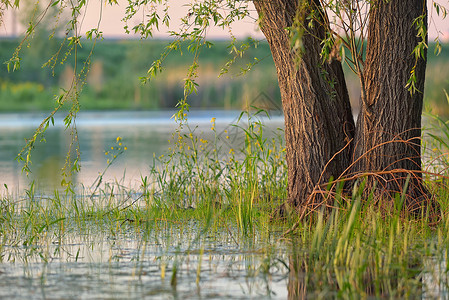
[434,40,442,56]
[434,3,440,15]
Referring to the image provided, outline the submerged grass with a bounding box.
[0,109,449,298]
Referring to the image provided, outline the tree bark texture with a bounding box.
[353,0,429,211]
[253,0,355,207]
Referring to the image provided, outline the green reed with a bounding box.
[147,109,287,236]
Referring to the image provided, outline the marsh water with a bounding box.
[0,110,293,299]
[0,110,448,299]
[0,222,291,299]
[0,110,284,193]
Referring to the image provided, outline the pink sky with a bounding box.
[0,1,262,39]
[1,1,448,41]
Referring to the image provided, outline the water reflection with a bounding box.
[423,257,449,298]
[0,110,284,194]
[0,221,289,299]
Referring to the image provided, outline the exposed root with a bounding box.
[283,169,444,236]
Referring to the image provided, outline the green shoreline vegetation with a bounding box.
[1,38,448,114]
[0,38,281,112]
[1,108,449,297]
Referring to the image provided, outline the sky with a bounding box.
[1,1,448,41]
[0,1,263,39]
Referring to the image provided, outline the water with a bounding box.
[0,223,290,299]
[0,110,284,194]
[0,109,288,298]
[1,110,447,299]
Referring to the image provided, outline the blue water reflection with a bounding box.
[0,110,284,194]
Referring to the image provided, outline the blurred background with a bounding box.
[0,0,448,114]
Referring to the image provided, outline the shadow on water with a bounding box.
[286,245,448,299]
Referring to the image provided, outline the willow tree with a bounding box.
[252,0,441,214]
[252,0,355,210]
[4,0,446,214]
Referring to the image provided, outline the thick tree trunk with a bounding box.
[253,0,435,215]
[353,0,429,212]
[253,0,355,208]
[254,0,354,207]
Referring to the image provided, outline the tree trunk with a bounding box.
[353,0,429,212]
[253,0,355,208]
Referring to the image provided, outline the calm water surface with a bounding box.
[0,110,284,194]
[0,110,289,299]
[0,222,290,299]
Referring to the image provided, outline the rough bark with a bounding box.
[353,0,430,212]
[253,0,355,208]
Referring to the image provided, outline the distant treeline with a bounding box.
[0,37,281,112]
[0,37,448,114]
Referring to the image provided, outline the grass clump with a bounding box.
[285,184,446,298]
[147,109,287,236]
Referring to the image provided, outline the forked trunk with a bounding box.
[253,0,355,208]
[254,0,436,215]
[353,0,430,212]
